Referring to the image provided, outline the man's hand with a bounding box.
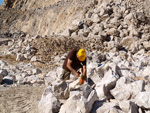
[79,75,84,85]
[75,72,80,77]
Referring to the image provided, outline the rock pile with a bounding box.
[61,0,150,53]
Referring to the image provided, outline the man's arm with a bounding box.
[82,65,87,82]
[82,65,86,76]
[67,59,80,77]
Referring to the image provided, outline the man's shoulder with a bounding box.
[67,49,78,60]
[69,49,78,54]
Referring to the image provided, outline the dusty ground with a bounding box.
[0,85,46,113]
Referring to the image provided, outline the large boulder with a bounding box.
[91,101,123,113]
[142,66,150,77]
[95,67,119,100]
[44,71,58,86]
[135,91,150,110]
[143,41,150,50]
[119,36,138,50]
[69,79,80,91]
[51,81,69,99]
[92,100,138,113]
[119,100,138,113]
[0,69,8,77]
[38,87,61,113]
[59,84,98,113]
[0,60,8,69]
[111,77,144,101]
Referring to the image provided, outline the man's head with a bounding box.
[77,49,86,61]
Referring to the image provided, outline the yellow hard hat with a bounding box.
[78,49,86,61]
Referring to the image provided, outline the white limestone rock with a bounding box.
[107,62,122,78]
[69,79,80,91]
[111,16,120,24]
[120,70,136,78]
[144,84,150,92]
[142,66,150,77]
[0,60,8,69]
[129,29,139,37]
[61,28,71,36]
[30,56,38,62]
[95,68,118,100]
[111,77,144,101]
[72,19,81,26]
[15,74,25,84]
[124,13,134,21]
[135,91,150,109]
[106,28,118,36]
[51,81,69,99]
[69,24,78,32]
[38,88,60,113]
[92,24,103,35]
[16,53,26,61]
[0,69,8,77]
[26,75,40,84]
[91,101,120,113]
[143,41,150,50]
[92,14,100,23]
[25,44,31,51]
[45,71,57,86]
[56,67,63,79]
[87,62,96,77]
[120,36,138,50]
[24,53,32,60]
[104,108,125,113]
[54,56,60,62]
[128,41,139,53]
[105,41,116,50]
[21,73,30,78]
[92,53,106,63]
[119,100,138,113]
[59,84,98,113]
[32,68,42,75]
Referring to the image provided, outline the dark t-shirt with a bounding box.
[63,49,86,71]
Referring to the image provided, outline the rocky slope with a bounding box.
[1,0,150,113]
[0,0,150,37]
[0,0,97,36]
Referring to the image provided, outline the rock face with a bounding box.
[0,0,149,38]
[0,0,96,37]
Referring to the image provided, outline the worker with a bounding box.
[60,48,87,85]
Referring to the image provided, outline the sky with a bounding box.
[0,0,3,5]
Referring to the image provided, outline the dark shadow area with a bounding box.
[116,45,128,52]
[1,79,13,85]
[88,78,95,88]
[138,32,143,39]
[103,83,115,101]
[105,35,111,42]
[90,100,106,113]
